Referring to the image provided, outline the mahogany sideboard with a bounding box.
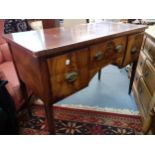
[3,22,147,134]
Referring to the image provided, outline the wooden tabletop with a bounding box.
[3,22,147,57]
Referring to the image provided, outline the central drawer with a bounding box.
[89,36,127,69]
[47,48,89,101]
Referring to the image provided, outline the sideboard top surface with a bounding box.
[4,21,147,57]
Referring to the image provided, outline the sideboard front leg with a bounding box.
[20,80,33,117]
[128,61,138,95]
[44,103,55,135]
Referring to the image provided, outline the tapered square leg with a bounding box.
[128,61,138,95]
[98,70,102,81]
[44,103,55,135]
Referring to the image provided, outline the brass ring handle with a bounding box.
[139,86,143,94]
[140,61,143,66]
[148,48,152,53]
[94,51,103,61]
[144,71,149,77]
[65,71,78,83]
[131,47,138,54]
[115,44,123,53]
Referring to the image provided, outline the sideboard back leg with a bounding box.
[128,61,138,95]
[98,70,102,81]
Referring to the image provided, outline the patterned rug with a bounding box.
[19,105,143,135]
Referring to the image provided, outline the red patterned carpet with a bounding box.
[19,105,143,135]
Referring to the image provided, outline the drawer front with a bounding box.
[47,48,89,101]
[89,36,127,69]
[137,77,152,115]
[132,85,146,120]
[137,51,146,73]
[133,68,141,88]
[143,37,155,62]
[142,60,155,95]
[123,33,144,66]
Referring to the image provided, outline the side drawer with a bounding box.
[142,59,155,95]
[143,36,155,63]
[123,33,144,66]
[133,68,141,89]
[137,77,152,115]
[47,48,89,101]
[137,51,147,73]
